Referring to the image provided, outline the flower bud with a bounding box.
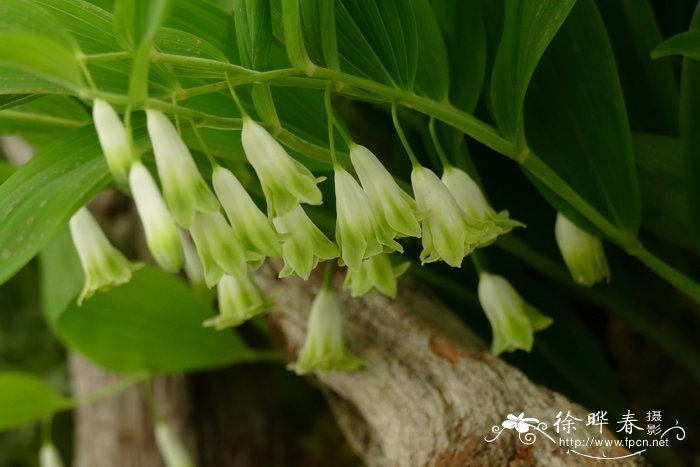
[212,166,281,259]
[477,273,552,355]
[349,144,420,238]
[92,99,133,184]
[290,288,364,374]
[241,118,323,216]
[180,231,205,287]
[146,110,219,227]
[555,213,610,286]
[39,443,64,467]
[189,212,254,287]
[334,167,402,270]
[204,272,272,329]
[69,207,139,305]
[411,166,483,267]
[272,205,339,279]
[129,162,184,273]
[441,166,523,245]
[154,421,194,467]
[343,254,410,298]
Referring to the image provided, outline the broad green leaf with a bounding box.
[678,5,700,247]
[0,0,79,50]
[0,126,110,286]
[633,133,699,256]
[335,0,419,89]
[299,0,339,70]
[0,372,65,431]
[114,0,172,49]
[522,0,640,238]
[412,0,449,102]
[55,266,254,373]
[597,0,678,134]
[233,0,272,70]
[0,95,90,134]
[0,161,16,184]
[39,226,84,325]
[490,0,577,139]
[433,0,486,113]
[0,32,86,93]
[0,94,37,111]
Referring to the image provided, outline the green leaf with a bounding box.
[39,226,84,325]
[0,32,86,92]
[0,372,65,431]
[597,0,678,134]
[0,95,91,134]
[0,94,37,111]
[0,161,16,184]
[522,0,640,238]
[490,0,577,138]
[299,0,339,70]
[433,0,486,113]
[0,125,110,286]
[335,0,419,89]
[633,133,699,256]
[233,0,272,70]
[114,0,172,49]
[678,5,700,247]
[54,266,254,373]
[652,30,700,61]
[412,0,449,102]
[0,0,79,50]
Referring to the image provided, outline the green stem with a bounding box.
[428,117,452,169]
[322,259,336,291]
[391,102,420,167]
[190,121,218,168]
[634,246,700,311]
[61,372,150,409]
[470,251,488,274]
[324,81,339,166]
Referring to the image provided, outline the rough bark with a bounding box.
[258,262,645,467]
[69,259,644,466]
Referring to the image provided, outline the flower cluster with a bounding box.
[74,99,563,373]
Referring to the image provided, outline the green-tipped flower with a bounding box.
[204,272,272,329]
[129,162,184,273]
[212,166,281,259]
[180,231,205,287]
[146,110,219,227]
[442,166,523,245]
[39,443,64,467]
[411,166,483,267]
[290,288,364,374]
[349,144,420,238]
[241,118,323,216]
[273,205,339,279]
[555,213,610,286]
[334,166,402,270]
[343,254,409,298]
[92,99,133,184]
[154,421,194,467]
[477,273,552,355]
[69,207,139,305]
[190,212,254,287]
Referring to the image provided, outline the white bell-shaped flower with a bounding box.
[92,99,134,184]
[146,110,219,227]
[343,254,409,298]
[555,213,610,286]
[204,272,272,330]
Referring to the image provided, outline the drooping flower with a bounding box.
[212,165,280,260]
[334,166,402,270]
[289,287,364,374]
[411,166,484,267]
[92,99,134,184]
[349,144,420,238]
[39,443,65,467]
[69,207,139,305]
[189,211,254,287]
[146,110,219,227]
[272,205,339,279]
[477,273,552,355]
[180,230,205,288]
[441,166,523,245]
[343,254,409,298]
[154,421,194,467]
[554,213,610,286]
[129,162,184,273]
[241,118,323,216]
[204,272,272,330]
